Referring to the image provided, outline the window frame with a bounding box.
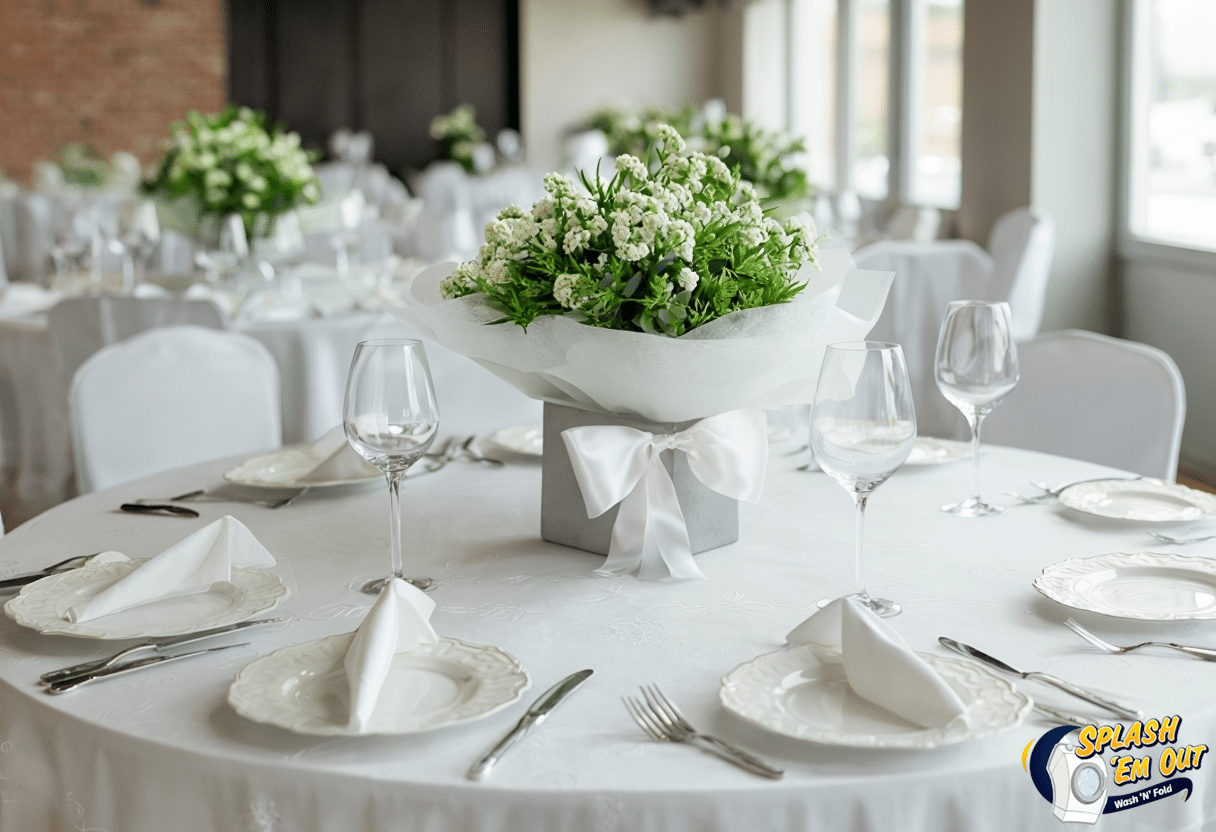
[1118,0,1216,271]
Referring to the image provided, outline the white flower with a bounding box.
[553,273,578,308]
[615,155,648,182]
[677,267,699,292]
[242,193,260,209]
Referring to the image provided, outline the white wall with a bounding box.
[519,0,728,172]
[1030,0,1120,334]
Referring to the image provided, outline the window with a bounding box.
[786,0,963,209]
[1126,0,1216,252]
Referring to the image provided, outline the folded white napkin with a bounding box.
[65,516,276,623]
[786,598,969,729]
[344,578,438,732]
[298,426,381,483]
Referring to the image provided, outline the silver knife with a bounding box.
[46,642,249,694]
[939,637,1142,720]
[467,668,593,780]
[40,618,283,685]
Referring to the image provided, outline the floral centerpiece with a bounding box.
[142,106,320,242]
[429,104,488,174]
[584,103,810,205]
[441,125,813,336]
[392,125,892,581]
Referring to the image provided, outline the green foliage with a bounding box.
[142,106,320,240]
[440,126,817,338]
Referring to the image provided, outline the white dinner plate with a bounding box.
[719,646,1030,749]
[4,560,288,640]
[224,445,382,489]
[482,424,543,459]
[228,634,531,736]
[1057,479,1216,522]
[905,437,970,465]
[1033,551,1216,620]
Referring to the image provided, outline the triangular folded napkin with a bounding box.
[65,516,277,623]
[298,426,382,483]
[786,598,969,730]
[344,578,439,732]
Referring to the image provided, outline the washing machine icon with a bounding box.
[1047,740,1108,824]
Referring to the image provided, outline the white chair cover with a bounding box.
[987,207,1055,341]
[47,295,229,379]
[69,326,282,493]
[855,239,995,439]
[984,330,1185,480]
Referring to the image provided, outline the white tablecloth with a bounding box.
[0,308,541,527]
[0,444,1211,831]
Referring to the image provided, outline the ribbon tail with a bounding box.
[594,453,703,581]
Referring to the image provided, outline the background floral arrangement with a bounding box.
[429,104,487,174]
[142,106,320,239]
[441,125,816,337]
[584,103,810,204]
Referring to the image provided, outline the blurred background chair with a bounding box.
[983,329,1185,480]
[69,325,282,493]
[987,207,1056,341]
[47,294,228,379]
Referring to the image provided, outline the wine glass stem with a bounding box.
[386,471,405,581]
[968,409,987,503]
[852,491,871,597]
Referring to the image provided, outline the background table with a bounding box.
[0,305,540,528]
[0,443,1211,831]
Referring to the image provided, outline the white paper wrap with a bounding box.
[388,249,894,423]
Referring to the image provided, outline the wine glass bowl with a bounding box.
[934,300,1020,517]
[811,341,917,617]
[343,339,440,594]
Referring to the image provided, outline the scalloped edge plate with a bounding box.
[482,424,543,459]
[1057,479,1216,522]
[4,559,288,640]
[1033,551,1216,620]
[719,647,1030,749]
[228,634,531,736]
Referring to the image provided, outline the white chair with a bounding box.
[856,239,994,439]
[986,206,1055,341]
[69,326,282,493]
[983,330,1185,480]
[47,295,229,379]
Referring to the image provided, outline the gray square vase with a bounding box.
[540,402,739,557]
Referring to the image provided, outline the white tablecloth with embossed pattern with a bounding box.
[0,444,1212,832]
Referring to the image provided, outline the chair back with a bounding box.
[987,207,1055,341]
[984,330,1185,480]
[47,294,229,379]
[855,239,995,439]
[69,326,281,493]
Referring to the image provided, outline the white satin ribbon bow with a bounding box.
[561,410,768,581]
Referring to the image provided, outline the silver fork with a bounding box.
[622,685,783,779]
[1148,531,1216,545]
[1064,618,1216,661]
[165,487,309,509]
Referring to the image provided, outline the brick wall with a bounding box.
[0,0,226,184]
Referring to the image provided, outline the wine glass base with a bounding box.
[357,575,435,595]
[816,592,902,617]
[941,497,1005,517]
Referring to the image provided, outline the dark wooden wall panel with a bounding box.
[226,0,518,177]
[359,0,445,172]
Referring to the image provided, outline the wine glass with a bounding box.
[934,300,1020,517]
[343,339,440,594]
[811,342,917,617]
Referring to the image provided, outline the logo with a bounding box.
[1024,717,1205,824]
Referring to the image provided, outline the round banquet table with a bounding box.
[0,442,1212,832]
